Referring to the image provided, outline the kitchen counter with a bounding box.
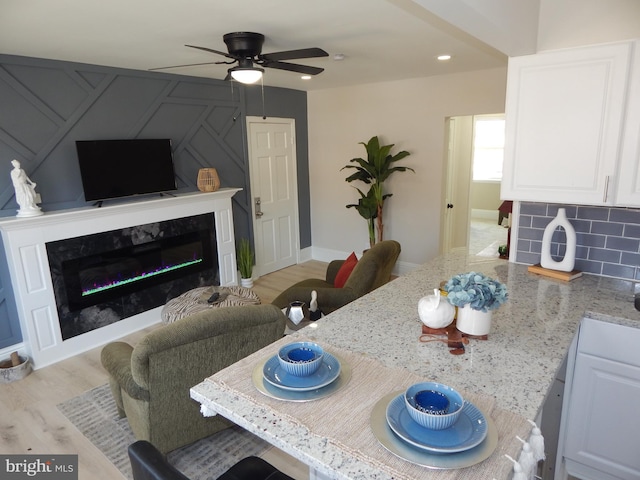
[301,252,639,420]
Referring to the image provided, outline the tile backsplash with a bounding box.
[515,203,640,281]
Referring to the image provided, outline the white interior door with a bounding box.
[246,117,299,277]
[442,116,473,253]
[441,118,455,252]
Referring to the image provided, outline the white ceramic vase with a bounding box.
[240,277,254,288]
[540,207,576,272]
[418,289,455,329]
[456,304,492,336]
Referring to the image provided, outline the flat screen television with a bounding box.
[75,139,177,202]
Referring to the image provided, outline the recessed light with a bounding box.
[301,75,312,80]
[437,54,452,61]
[333,53,345,61]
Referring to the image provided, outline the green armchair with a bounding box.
[101,304,286,454]
[272,240,401,315]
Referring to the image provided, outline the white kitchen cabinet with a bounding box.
[616,41,640,206]
[501,41,634,205]
[558,317,640,480]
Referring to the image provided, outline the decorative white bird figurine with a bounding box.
[309,290,323,321]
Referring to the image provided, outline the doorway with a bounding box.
[442,114,507,256]
[246,117,300,277]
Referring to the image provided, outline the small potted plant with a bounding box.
[237,238,254,288]
[444,272,508,336]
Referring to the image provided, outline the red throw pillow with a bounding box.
[334,252,358,288]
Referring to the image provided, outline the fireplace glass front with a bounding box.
[46,214,219,340]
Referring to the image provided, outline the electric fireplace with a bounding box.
[61,229,213,311]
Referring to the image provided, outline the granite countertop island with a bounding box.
[191,252,640,479]
[300,253,639,420]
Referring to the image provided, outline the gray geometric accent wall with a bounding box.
[0,54,247,213]
[0,236,19,347]
[0,54,310,349]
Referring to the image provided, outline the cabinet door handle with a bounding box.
[603,176,610,203]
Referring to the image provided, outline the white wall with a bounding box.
[471,182,501,211]
[537,0,640,51]
[307,67,507,266]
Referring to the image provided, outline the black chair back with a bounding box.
[128,440,295,480]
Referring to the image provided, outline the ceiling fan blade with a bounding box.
[262,61,324,75]
[185,44,237,60]
[148,61,218,71]
[260,47,328,62]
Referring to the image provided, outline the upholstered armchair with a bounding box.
[272,240,401,315]
[101,304,286,454]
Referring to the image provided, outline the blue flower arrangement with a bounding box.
[444,271,508,312]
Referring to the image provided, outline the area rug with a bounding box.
[57,384,271,479]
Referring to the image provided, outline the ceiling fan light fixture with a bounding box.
[230,67,264,84]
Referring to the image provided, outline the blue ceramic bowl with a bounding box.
[404,382,464,430]
[414,389,450,415]
[277,342,324,377]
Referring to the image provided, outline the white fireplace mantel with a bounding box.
[0,188,241,369]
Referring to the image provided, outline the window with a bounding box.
[472,115,505,182]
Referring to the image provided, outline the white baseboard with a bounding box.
[298,246,313,263]
[310,246,351,263]
[471,208,499,221]
[394,260,419,276]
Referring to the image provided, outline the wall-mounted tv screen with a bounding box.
[75,139,177,202]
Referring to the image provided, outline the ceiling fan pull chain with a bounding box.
[261,78,267,120]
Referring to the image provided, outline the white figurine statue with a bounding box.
[10,159,43,217]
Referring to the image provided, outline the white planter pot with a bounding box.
[456,304,492,336]
[240,277,254,288]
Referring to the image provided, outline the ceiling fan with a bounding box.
[152,32,329,84]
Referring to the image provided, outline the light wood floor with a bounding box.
[0,260,328,480]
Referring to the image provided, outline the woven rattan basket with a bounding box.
[197,168,220,192]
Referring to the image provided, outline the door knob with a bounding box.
[447,203,454,209]
[255,197,264,218]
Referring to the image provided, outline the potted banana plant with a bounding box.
[345,186,382,249]
[342,136,413,246]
